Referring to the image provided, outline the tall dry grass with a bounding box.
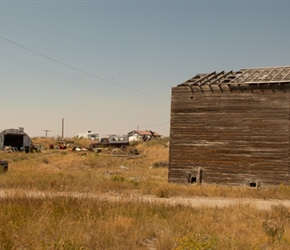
[2,137,290,199]
[1,137,290,249]
[1,195,290,249]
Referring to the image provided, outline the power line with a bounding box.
[138,121,169,128]
[0,35,168,100]
[0,51,158,103]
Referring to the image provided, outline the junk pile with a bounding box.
[0,160,8,172]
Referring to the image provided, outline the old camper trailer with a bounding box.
[76,131,99,140]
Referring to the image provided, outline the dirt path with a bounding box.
[1,189,290,210]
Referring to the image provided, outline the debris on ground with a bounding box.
[0,159,8,172]
[137,237,158,250]
[71,146,87,152]
[4,146,18,153]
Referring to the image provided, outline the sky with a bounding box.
[0,0,289,138]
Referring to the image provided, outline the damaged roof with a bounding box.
[180,66,290,92]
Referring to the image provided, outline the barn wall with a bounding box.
[169,86,290,186]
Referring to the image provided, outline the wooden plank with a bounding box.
[169,84,290,186]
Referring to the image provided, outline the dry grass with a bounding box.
[3,137,290,199]
[1,137,290,249]
[1,196,290,249]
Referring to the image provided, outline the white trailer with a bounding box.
[76,131,99,140]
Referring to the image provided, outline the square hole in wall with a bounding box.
[190,176,197,184]
[246,180,261,189]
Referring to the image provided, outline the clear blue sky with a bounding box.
[0,0,289,138]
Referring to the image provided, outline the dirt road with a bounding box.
[2,188,290,210]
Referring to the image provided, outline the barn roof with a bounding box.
[180,66,290,92]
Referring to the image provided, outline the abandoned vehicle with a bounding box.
[76,130,99,140]
[127,130,162,141]
[169,66,290,188]
[90,134,130,150]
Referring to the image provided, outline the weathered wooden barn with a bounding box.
[0,128,31,151]
[169,66,290,187]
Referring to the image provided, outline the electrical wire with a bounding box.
[138,121,169,128]
[0,51,161,103]
[0,35,169,100]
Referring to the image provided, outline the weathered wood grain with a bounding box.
[169,67,290,187]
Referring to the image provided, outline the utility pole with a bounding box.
[43,130,51,138]
[62,118,64,138]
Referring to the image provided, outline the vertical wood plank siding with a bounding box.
[169,85,290,186]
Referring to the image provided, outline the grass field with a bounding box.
[1,137,290,249]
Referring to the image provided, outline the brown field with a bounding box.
[1,137,290,249]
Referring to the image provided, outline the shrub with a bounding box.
[175,233,218,250]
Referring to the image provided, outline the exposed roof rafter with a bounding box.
[184,66,290,92]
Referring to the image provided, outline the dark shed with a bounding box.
[169,66,290,187]
[0,128,31,151]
